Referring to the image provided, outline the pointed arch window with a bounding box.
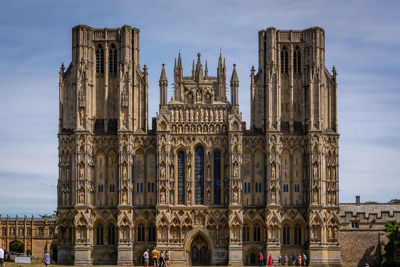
[138,224,145,242]
[177,150,185,204]
[96,224,104,245]
[194,146,205,205]
[109,43,117,75]
[107,224,115,245]
[148,224,156,242]
[96,44,104,74]
[294,46,301,75]
[294,224,301,245]
[282,224,290,245]
[213,150,221,205]
[281,46,289,74]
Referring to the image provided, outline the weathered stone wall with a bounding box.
[340,230,382,266]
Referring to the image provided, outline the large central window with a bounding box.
[177,150,185,204]
[194,146,204,204]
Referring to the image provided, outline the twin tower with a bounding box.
[57,25,340,266]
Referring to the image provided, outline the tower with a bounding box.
[255,27,340,266]
[57,25,149,265]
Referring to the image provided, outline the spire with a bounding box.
[177,51,182,69]
[159,63,168,107]
[217,51,226,101]
[230,64,239,107]
[250,65,255,87]
[230,64,239,86]
[192,60,195,77]
[195,53,203,82]
[204,60,208,79]
[159,63,168,85]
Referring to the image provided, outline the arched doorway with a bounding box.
[190,234,208,266]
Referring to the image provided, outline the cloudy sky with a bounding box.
[0,0,399,216]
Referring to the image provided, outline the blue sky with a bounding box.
[0,0,399,216]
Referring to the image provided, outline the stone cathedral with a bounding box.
[57,25,340,266]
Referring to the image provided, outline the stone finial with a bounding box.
[230,64,239,86]
[159,63,168,85]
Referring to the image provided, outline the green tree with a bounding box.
[388,199,400,204]
[9,240,24,253]
[384,222,400,263]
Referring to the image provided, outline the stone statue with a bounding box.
[160,190,166,203]
[233,189,239,203]
[122,165,127,180]
[79,189,84,204]
[122,190,127,203]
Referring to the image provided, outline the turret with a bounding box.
[216,52,226,101]
[159,63,168,107]
[195,53,203,83]
[230,64,239,107]
[174,52,184,101]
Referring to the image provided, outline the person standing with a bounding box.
[143,249,149,267]
[297,254,302,266]
[151,247,159,267]
[159,250,164,267]
[284,254,288,266]
[267,255,273,266]
[164,251,169,267]
[43,250,50,267]
[259,251,264,266]
[0,245,5,267]
[302,253,307,266]
[278,255,282,266]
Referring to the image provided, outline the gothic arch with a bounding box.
[183,226,214,252]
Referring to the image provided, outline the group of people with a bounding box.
[259,252,308,266]
[143,248,169,267]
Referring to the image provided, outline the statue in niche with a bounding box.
[187,189,192,203]
[121,112,126,128]
[79,108,84,126]
[160,190,166,203]
[233,189,239,203]
[332,192,336,204]
[196,91,202,102]
[233,166,239,178]
[121,89,128,108]
[160,165,166,179]
[328,192,332,205]
[271,190,276,203]
[122,190,127,203]
[79,189,84,204]
[313,164,318,179]
[313,189,318,203]
[271,165,276,179]
[122,165,127,180]
[170,166,174,179]
[207,190,211,202]
[79,164,84,179]
[170,190,174,204]
[225,191,229,205]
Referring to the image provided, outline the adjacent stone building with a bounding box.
[0,216,57,258]
[54,24,399,266]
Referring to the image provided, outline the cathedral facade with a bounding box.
[57,25,340,266]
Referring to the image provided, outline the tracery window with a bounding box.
[137,224,145,242]
[109,43,117,75]
[107,224,115,245]
[243,224,250,242]
[282,224,290,245]
[177,150,185,204]
[281,46,289,74]
[96,224,104,245]
[253,224,261,242]
[294,46,301,74]
[148,224,156,242]
[214,150,221,205]
[96,44,104,74]
[194,146,205,205]
[294,224,301,245]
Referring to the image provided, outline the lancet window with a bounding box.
[177,150,185,204]
[96,44,104,74]
[213,150,221,205]
[194,146,205,205]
